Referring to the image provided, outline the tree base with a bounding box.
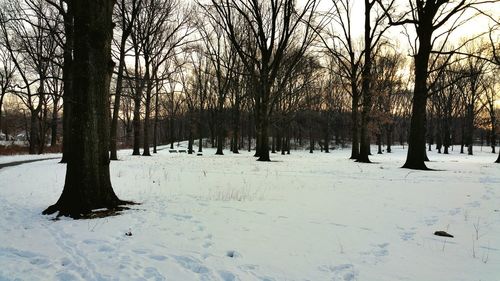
[42,200,137,219]
[402,161,430,170]
[257,156,271,161]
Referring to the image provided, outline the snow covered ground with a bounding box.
[1,145,499,281]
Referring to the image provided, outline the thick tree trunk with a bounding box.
[257,100,270,161]
[43,0,130,218]
[403,26,432,170]
[29,109,40,155]
[215,106,224,155]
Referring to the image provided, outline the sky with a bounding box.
[315,0,499,51]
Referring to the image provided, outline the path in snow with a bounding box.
[0,157,60,170]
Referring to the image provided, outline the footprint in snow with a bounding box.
[132,249,148,255]
[173,255,210,274]
[320,264,358,281]
[143,267,166,281]
[448,208,461,216]
[466,201,480,208]
[402,231,416,241]
[56,271,78,281]
[98,245,115,253]
[218,270,238,281]
[423,216,438,226]
[360,243,390,261]
[149,255,168,261]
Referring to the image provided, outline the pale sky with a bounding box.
[315,0,499,54]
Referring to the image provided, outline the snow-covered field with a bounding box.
[1,145,499,281]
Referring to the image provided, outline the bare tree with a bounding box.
[206,0,319,161]
[43,0,132,218]
[45,0,74,162]
[378,0,496,169]
[0,39,16,135]
[0,0,59,154]
[481,74,498,154]
[317,0,363,159]
[110,0,141,160]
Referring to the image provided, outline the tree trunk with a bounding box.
[188,117,194,154]
[466,104,474,156]
[60,4,74,164]
[324,115,330,153]
[50,100,58,147]
[0,91,3,136]
[169,117,174,149]
[309,126,314,153]
[257,99,270,161]
[377,134,382,154]
[357,0,372,163]
[350,87,360,159]
[132,95,141,155]
[29,109,40,154]
[386,124,392,153]
[110,25,130,160]
[247,115,252,152]
[43,0,130,218]
[142,64,152,157]
[215,109,224,155]
[443,117,450,154]
[153,81,160,154]
[402,26,432,170]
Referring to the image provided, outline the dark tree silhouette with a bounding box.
[110,0,141,160]
[378,0,496,169]
[43,0,131,218]
[206,0,318,161]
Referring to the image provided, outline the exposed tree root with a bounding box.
[42,200,138,219]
